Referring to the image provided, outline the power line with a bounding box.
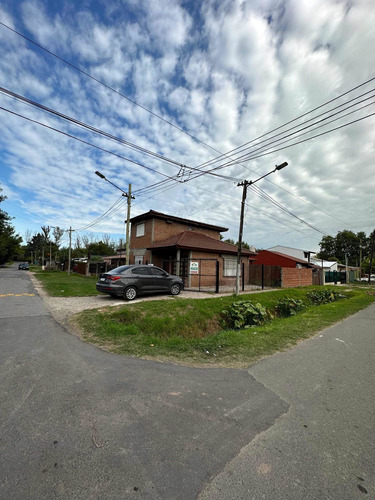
[0,86,243,184]
[0,105,180,182]
[0,20,230,151]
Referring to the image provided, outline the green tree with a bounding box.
[0,187,22,264]
[317,229,374,266]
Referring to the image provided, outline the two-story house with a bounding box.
[126,210,256,289]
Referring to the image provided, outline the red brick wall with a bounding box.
[153,219,221,242]
[281,268,312,288]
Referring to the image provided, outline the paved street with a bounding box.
[1,265,374,499]
[200,303,375,499]
[0,265,287,499]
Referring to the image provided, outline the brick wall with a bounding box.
[153,219,221,242]
[281,268,312,288]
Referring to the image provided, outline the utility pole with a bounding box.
[95,171,135,265]
[359,238,362,279]
[236,180,249,295]
[368,233,375,284]
[68,226,73,276]
[235,162,288,295]
[345,253,349,284]
[125,183,132,265]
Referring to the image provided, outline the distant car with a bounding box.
[18,262,29,270]
[96,264,183,300]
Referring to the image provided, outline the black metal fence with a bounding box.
[162,258,220,292]
[325,271,346,283]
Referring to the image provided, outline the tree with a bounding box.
[53,226,64,248]
[317,229,374,266]
[0,187,22,264]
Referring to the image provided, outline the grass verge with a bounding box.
[74,286,375,367]
[31,268,98,297]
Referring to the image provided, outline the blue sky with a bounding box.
[0,0,374,251]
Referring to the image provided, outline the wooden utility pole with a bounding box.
[236,181,249,295]
[68,226,73,276]
[235,162,288,296]
[368,234,375,284]
[95,171,134,265]
[125,183,132,265]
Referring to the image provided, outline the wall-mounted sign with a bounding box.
[190,261,199,274]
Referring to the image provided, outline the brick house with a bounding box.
[126,210,257,289]
[252,249,321,287]
[253,250,319,269]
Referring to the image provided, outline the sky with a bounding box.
[0,0,374,252]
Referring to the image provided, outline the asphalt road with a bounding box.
[200,303,375,499]
[0,265,287,499]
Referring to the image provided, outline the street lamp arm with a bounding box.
[235,161,288,295]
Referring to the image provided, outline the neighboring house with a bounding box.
[310,257,338,271]
[253,250,319,269]
[267,245,317,263]
[123,210,257,289]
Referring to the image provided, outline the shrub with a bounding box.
[275,297,305,317]
[307,289,346,305]
[222,300,269,329]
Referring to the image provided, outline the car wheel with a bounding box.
[124,286,137,301]
[170,283,181,296]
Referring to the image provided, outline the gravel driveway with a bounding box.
[29,273,221,327]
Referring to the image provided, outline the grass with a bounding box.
[74,285,375,367]
[31,267,98,297]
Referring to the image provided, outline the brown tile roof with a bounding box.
[130,210,228,232]
[148,231,256,256]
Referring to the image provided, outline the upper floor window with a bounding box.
[136,222,145,237]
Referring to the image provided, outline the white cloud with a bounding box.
[0,0,374,251]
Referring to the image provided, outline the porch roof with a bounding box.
[148,230,256,257]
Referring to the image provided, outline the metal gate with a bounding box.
[162,259,219,292]
[325,271,346,283]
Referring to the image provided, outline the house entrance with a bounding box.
[162,258,220,292]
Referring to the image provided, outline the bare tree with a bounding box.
[24,229,33,244]
[53,226,64,248]
[41,225,51,241]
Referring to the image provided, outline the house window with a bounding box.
[136,223,145,237]
[223,257,237,277]
[134,255,144,264]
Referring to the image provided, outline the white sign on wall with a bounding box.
[190,261,199,274]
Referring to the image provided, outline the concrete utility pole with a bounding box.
[235,162,288,296]
[95,171,135,265]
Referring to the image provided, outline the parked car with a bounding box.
[18,262,29,270]
[96,264,183,300]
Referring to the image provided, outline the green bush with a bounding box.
[222,300,269,329]
[307,289,346,305]
[275,297,305,317]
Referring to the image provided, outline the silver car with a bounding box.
[96,264,183,300]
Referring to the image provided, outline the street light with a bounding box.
[95,171,135,265]
[235,162,288,295]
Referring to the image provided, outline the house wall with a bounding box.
[153,219,221,242]
[281,268,312,288]
[189,250,249,289]
[129,216,223,265]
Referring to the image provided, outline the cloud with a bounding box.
[0,0,374,250]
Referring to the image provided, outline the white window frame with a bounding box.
[136,222,145,237]
[223,257,237,277]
